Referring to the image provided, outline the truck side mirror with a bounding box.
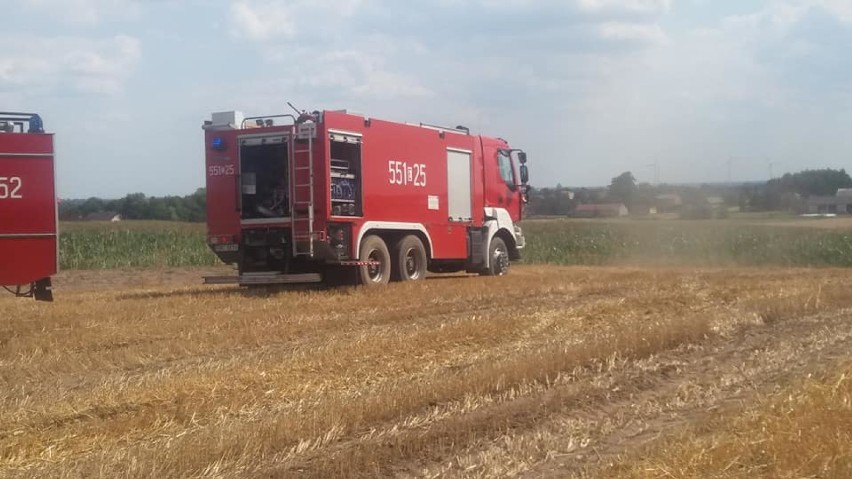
[520,164,529,184]
[518,152,527,164]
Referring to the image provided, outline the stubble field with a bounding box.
[3,258,852,477]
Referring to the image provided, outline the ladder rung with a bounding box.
[293,149,311,154]
[293,184,312,189]
[293,234,325,241]
[294,166,312,171]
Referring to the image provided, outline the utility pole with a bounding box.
[768,159,781,179]
[646,161,660,185]
[727,155,733,184]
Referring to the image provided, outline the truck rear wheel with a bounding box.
[393,235,427,282]
[482,237,510,276]
[358,235,391,286]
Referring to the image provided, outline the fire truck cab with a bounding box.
[203,108,529,287]
[0,112,57,301]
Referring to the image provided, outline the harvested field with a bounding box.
[3,265,852,477]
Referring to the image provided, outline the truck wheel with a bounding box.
[358,235,391,286]
[393,235,427,282]
[483,237,510,276]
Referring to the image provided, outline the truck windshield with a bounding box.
[497,150,515,187]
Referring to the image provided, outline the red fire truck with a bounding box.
[202,107,529,286]
[0,112,57,301]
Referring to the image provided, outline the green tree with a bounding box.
[770,168,852,197]
[608,171,637,206]
[117,193,148,219]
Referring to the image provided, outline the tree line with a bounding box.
[740,169,852,211]
[60,189,207,222]
[59,168,852,222]
[528,168,852,216]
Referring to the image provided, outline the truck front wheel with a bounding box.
[482,237,510,276]
[358,235,391,286]
[393,235,427,282]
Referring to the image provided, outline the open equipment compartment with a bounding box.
[239,134,289,221]
[329,132,362,217]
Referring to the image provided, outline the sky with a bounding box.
[2,0,851,198]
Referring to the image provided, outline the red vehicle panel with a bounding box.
[202,108,529,287]
[0,113,57,299]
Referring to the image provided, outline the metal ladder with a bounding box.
[290,122,317,257]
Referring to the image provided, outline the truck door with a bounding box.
[482,141,522,223]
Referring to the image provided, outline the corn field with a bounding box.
[58,218,852,270]
[59,222,218,269]
[522,218,852,267]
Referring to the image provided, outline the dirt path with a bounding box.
[51,265,232,292]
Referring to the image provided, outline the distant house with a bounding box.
[629,204,653,216]
[574,203,629,218]
[84,211,122,222]
[804,196,852,215]
[705,196,726,208]
[655,194,683,213]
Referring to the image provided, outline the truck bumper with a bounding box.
[514,225,526,249]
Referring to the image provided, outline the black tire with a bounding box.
[392,235,427,282]
[358,235,391,286]
[483,237,510,276]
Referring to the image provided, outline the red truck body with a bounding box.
[0,113,57,300]
[203,109,528,286]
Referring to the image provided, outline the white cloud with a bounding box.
[249,46,435,102]
[599,22,668,44]
[229,0,364,41]
[230,1,296,41]
[724,0,852,33]
[577,0,672,15]
[817,0,852,22]
[20,0,140,24]
[0,35,141,97]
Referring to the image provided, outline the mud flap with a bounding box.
[33,277,53,302]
